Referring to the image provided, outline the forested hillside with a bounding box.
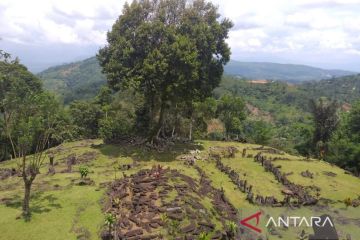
[38,57,357,103]
[214,76,312,153]
[37,57,105,103]
[213,75,360,157]
[300,74,360,103]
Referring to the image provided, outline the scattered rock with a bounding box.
[301,170,314,179]
[103,165,238,239]
[48,166,56,175]
[0,168,17,180]
[120,164,132,170]
[323,171,337,177]
[100,230,112,240]
[209,146,238,158]
[352,199,360,207]
[181,224,196,233]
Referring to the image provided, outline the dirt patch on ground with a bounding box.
[248,79,269,84]
[77,151,98,164]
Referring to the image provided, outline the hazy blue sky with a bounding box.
[1,0,360,72]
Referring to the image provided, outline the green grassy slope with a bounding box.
[0,140,359,240]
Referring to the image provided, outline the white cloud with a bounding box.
[1,0,359,71]
[212,0,360,59]
[0,0,125,45]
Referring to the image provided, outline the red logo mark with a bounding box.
[240,211,262,233]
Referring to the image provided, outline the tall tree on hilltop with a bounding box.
[97,0,233,142]
[309,98,339,158]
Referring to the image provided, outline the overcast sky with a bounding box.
[1,0,360,72]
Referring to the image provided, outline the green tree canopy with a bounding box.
[69,101,103,139]
[309,98,339,157]
[348,101,360,140]
[326,108,360,175]
[98,0,233,141]
[217,95,246,137]
[0,50,43,160]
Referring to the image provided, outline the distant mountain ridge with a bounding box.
[225,60,355,82]
[37,57,357,103]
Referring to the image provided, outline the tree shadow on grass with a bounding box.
[94,141,204,163]
[3,191,62,221]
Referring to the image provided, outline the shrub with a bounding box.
[99,114,133,143]
[79,166,89,178]
[207,131,225,141]
[243,120,272,145]
[160,214,168,225]
[197,232,210,240]
[104,213,116,232]
[344,197,352,208]
[168,220,180,236]
[69,101,102,138]
[226,221,238,238]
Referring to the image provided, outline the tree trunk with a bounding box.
[156,126,162,139]
[3,112,21,160]
[23,180,32,217]
[149,94,157,131]
[189,117,193,141]
[148,99,166,143]
[22,154,35,218]
[160,125,166,139]
[171,126,175,138]
[49,155,54,166]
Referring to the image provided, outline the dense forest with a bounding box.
[215,75,359,142]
